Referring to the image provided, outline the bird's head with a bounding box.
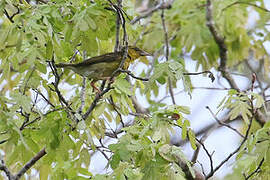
[127,46,152,60]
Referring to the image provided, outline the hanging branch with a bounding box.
[205,0,239,91]
[191,131,213,165]
[161,8,176,105]
[47,58,78,126]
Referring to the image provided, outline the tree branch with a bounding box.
[205,0,239,91]
[0,159,14,180]
[131,1,174,24]
[161,7,176,105]
[14,148,47,180]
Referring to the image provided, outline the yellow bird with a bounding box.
[55,46,151,90]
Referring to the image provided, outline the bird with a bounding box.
[55,46,151,91]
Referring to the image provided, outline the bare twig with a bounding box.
[109,96,124,127]
[196,137,214,174]
[206,106,244,138]
[222,1,270,12]
[191,132,212,164]
[192,87,230,91]
[0,159,14,179]
[48,60,71,109]
[131,1,174,24]
[198,161,207,178]
[112,0,122,51]
[32,88,55,108]
[184,71,215,82]
[118,69,149,81]
[205,112,253,179]
[82,86,113,120]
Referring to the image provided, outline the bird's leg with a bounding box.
[90,81,101,94]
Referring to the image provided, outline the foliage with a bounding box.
[1,0,270,179]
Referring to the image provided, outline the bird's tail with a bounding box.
[55,63,72,68]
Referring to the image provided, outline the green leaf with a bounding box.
[10,91,32,113]
[78,19,89,31]
[114,77,132,96]
[181,119,190,140]
[46,39,53,59]
[188,129,197,150]
[177,105,191,115]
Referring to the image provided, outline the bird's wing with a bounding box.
[73,52,123,67]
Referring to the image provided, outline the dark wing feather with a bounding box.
[73,52,123,67]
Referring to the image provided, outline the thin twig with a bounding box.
[222,1,270,12]
[131,1,174,24]
[205,112,254,179]
[191,131,212,164]
[161,8,176,105]
[196,137,214,174]
[32,89,55,108]
[184,71,215,82]
[118,69,149,81]
[244,158,264,180]
[109,96,124,127]
[206,106,244,138]
[82,86,113,120]
[0,159,14,179]
[3,5,20,23]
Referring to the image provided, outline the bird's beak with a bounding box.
[139,50,152,56]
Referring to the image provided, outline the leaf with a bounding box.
[46,39,53,59]
[86,16,97,30]
[181,119,190,140]
[10,91,32,113]
[177,105,191,115]
[114,77,132,96]
[110,152,121,169]
[78,19,89,31]
[93,103,106,118]
[159,144,174,162]
[188,129,197,150]
[152,129,162,142]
